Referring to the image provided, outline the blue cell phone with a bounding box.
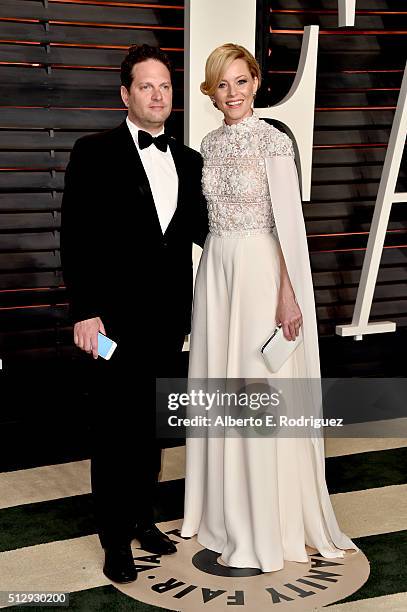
[97,332,117,360]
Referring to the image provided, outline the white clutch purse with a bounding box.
[261,325,303,373]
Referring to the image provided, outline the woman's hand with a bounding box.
[275,291,303,341]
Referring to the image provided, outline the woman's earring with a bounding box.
[211,98,217,108]
[253,91,257,99]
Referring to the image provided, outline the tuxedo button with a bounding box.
[163,241,168,247]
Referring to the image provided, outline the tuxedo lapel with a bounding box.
[116,121,163,236]
[165,136,185,237]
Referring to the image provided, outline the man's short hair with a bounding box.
[120,44,173,90]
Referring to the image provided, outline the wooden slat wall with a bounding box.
[0,0,184,364]
[0,0,406,367]
[260,0,407,338]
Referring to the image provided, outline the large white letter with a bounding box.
[336,61,407,339]
[255,26,319,201]
[185,0,317,200]
[185,0,256,149]
[338,0,356,27]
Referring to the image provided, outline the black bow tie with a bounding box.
[138,130,169,152]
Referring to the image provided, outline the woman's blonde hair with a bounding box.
[200,43,261,97]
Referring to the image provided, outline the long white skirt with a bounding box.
[180,232,358,572]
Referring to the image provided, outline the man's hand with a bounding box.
[74,317,106,359]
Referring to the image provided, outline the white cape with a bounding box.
[266,156,357,551]
[266,156,320,380]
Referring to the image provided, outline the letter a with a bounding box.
[336,62,407,339]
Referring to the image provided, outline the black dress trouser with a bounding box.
[89,331,185,548]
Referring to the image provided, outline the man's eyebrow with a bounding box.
[136,80,172,86]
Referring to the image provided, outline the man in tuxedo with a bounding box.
[60,44,207,583]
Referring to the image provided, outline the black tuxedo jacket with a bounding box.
[60,121,208,351]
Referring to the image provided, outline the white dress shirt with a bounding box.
[126,117,178,234]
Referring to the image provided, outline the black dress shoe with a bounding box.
[103,543,138,583]
[133,523,177,555]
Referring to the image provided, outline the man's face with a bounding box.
[121,59,172,133]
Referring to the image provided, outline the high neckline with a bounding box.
[221,112,259,132]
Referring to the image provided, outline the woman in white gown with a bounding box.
[180,43,358,572]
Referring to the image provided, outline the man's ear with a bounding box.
[120,85,129,108]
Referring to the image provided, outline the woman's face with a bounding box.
[212,58,258,125]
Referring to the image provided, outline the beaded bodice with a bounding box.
[201,113,295,237]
